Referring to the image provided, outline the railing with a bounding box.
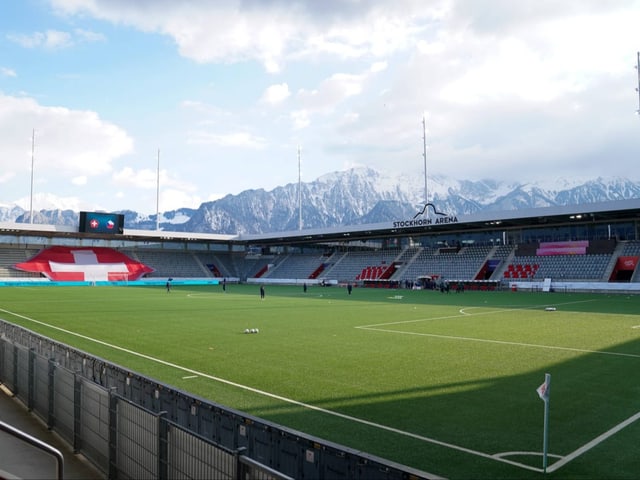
[0,420,64,479]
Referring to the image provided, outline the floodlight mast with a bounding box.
[29,129,35,224]
[636,52,640,115]
[156,148,160,231]
[422,115,428,206]
[298,145,302,231]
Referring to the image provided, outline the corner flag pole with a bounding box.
[538,373,551,473]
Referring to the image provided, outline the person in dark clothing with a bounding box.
[222,278,226,292]
[347,283,353,295]
[303,282,307,293]
[260,285,265,300]
[166,280,171,293]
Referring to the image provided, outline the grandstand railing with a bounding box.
[0,420,65,479]
[0,320,436,480]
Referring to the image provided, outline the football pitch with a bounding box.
[1,284,639,479]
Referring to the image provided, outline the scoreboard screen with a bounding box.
[79,211,125,235]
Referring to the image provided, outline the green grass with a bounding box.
[1,284,639,479]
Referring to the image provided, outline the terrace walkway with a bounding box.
[0,386,104,479]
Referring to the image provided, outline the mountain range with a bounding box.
[2,167,640,235]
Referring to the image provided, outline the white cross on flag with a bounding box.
[14,246,154,282]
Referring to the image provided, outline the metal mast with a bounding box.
[422,115,428,205]
[636,52,640,115]
[156,149,160,231]
[29,129,35,224]
[298,145,302,230]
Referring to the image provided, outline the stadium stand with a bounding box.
[122,249,204,278]
[261,253,330,280]
[3,198,640,479]
[3,239,640,288]
[396,246,488,284]
[0,247,41,278]
[319,249,401,283]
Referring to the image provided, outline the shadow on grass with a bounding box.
[245,334,640,480]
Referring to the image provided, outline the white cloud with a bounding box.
[1,67,17,77]
[72,175,87,185]
[370,61,388,74]
[305,10,422,59]
[6,0,638,215]
[261,83,290,105]
[291,110,310,130]
[44,30,73,48]
[0,171,16,184]
[7,28,105,50]
[180,100,228,116]
[13,192,90,211]
[112,166,197,192]
[0,94,133,179]
[290,64,385,128]
[49,0,432,71]
[159,188,202,211]
[8,30,73,49]
[205,192,225,202]
[438,9,640,106]
[74,28,106,43]
[186,131,267,149]
[110,167,202,211]
[112,167,158,189]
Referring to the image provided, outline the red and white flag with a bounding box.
[14,246,154,282]
[537,378,549,401]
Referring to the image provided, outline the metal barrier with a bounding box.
[0,420,64,479]
[0,319,437,480]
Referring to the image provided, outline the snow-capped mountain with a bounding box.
[2,168,640,234]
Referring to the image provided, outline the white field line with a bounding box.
[356,327,640,359]
[355,299,640,471]
[494,407,640,470]
[3,303,639,474]
[0,307,543,474]
[545,411,640,473]
[356,299,640,359]
[359,298,600,329]
[494,451,563,460]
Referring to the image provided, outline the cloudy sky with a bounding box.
[1,0,639,214]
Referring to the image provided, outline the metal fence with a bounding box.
[0,319,436,480]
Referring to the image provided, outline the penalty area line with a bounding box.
[1,308,541,474]
[545,410,640,474]
[357,298,598,329]
[357,326,640,358]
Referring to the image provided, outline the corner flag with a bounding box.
[537,377,550,402]
[537,373,551,472]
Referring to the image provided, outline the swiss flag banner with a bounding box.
[14,246,154,281]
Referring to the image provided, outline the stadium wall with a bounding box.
[507,280,640,293]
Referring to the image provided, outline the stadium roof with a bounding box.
[2,198,640,247]
[236,198,640,246]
